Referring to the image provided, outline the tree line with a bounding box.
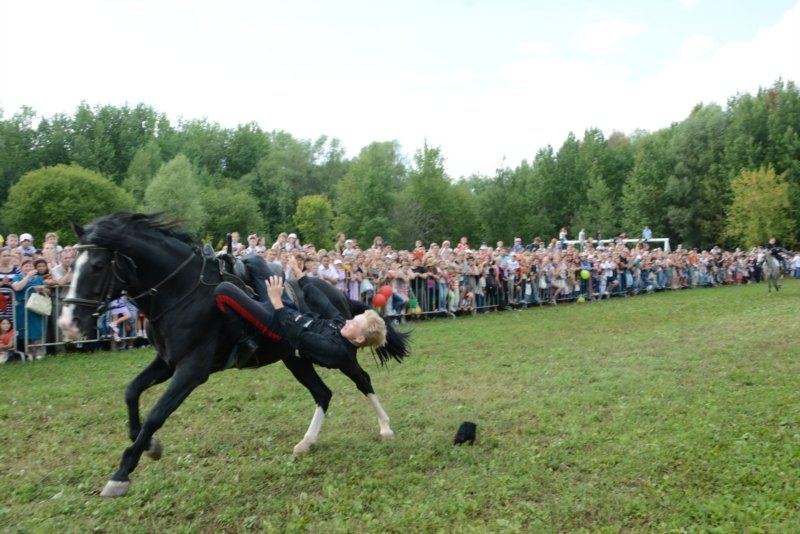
[1,79,798,250]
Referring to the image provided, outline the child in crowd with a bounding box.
[0,318,15,363]
[107,294,131,343]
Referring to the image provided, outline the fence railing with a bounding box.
[352,261,783,321]
[2,261,789,359]
[2,285,146,362]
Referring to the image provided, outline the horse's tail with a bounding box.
[348,298,411,365]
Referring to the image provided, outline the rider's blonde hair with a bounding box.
[360,309,387,348]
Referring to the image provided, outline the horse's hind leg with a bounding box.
[101,364,209,497]
[282,356,332,455]
[125,355,174,460]
[338,361,395,441]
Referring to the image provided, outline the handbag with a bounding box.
[26,292,52,316]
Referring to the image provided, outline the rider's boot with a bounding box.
[222,308,259,362]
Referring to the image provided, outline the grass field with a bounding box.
[2,280,799,532]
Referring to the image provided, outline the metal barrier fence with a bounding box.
[1,285,146,362]
[347,261,777,321]
[1,261,784,359]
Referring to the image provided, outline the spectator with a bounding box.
[230,232,244,256]
[526,237,542,252]
[0,317,15,363]
[342,239,357,257]
[50,246,75,286]
[107,294,132,343]
[11,259,46,360]
[459,291,475,314]
[18,233,37,257]
[260,247,282,270]
[439,240,453,259]
[334,232,346,255]
[34,258,54,286]
[333,259,347,293]
[285,233,301,251]
[409,256,429,313]
[41,242,59,269]
[245,234,259,255]
[0,248,20,280]
[5,234,19,251]
[317,254,340,286]
[793,252,800,279]
[45,232,63,255]
[272,232,288,252]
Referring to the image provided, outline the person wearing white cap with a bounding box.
[285,233,301,252]
[245,234,259,255]
[18,234,37,257]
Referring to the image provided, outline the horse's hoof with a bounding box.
[380,430,395,441]
[145,436,163,460]
[293,441,314,455]
[100,480,131,498]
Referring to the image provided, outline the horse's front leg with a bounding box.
[282,355,332,455]
[101,364,209,497]
[338,361,395,441]
[125,355,174,460]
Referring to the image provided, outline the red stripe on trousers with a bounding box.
[215,294,283,342]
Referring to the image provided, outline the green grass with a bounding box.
[2,280,800,532]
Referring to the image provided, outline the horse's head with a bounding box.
[59,212,203,340]
[58,219,138,340]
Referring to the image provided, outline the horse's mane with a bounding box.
[83,212,197,248]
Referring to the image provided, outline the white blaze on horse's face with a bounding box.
[57,250,89,340]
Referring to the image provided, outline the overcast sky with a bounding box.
[1,0,799,178]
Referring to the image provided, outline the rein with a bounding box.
[66,244,213,322]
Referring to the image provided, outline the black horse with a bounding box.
[57,212,410,497]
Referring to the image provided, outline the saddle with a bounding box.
[212,250,302,310]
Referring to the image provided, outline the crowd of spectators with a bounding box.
[222,230,800,324]
[0,231,145,361]
[1,226,797,363]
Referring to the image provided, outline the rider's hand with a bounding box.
[266,275,285,308]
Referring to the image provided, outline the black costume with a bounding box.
[766,241,787,257]
[214,275,358,369]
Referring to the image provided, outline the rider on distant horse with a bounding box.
[214,255,386,367]
[765,237,788,272]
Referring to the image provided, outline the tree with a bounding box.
[0,106,37,208]
[574,172,616,238]
[665,103,729,247]
[144,154,206,236]
[401,142,458,245]
[724,166,793,247]
[1,164,135,240]
[224,122,270,179]
[124,139,163,205]
[200,178,265,248]
[33,113,72,168]
[333,141,406,245]
[293,195,335,250]
[173,118,228,178]
[241,131,321,236]
[622,129,675,236]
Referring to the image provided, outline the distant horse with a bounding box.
[757,249,782,295]
[57,212,410,497]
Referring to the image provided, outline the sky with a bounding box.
[1,0,799,178]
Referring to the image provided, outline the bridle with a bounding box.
[63,243,212,322]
